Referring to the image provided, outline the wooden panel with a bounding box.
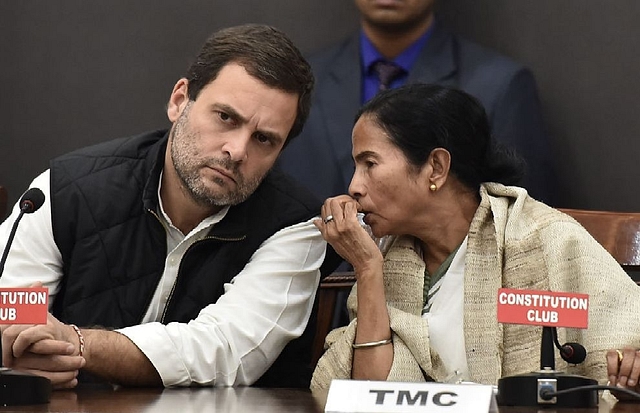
[313,271,356,366]
[559,208,640,269]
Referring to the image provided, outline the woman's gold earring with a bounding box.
[429,183,437,192]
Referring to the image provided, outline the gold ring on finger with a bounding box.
[616,349,624,364]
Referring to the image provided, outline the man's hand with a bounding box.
[1,312,85,389]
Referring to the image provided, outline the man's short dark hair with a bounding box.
[185,24,314,144]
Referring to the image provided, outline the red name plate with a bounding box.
[497,288,589,329]
[0,287,49,324]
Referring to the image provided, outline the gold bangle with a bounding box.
[70,324,85,357]
[352,338,392,349]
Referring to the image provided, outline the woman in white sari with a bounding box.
[311,84,640,401]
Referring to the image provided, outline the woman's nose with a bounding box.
[348,175,363,199]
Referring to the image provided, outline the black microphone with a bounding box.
[559,342,587,365]
[493,288,640,407]
[19,188,45,214]
[0,188,45,277]
[0,187,51,405]
[497,326,597,408]
[546,325,587,365]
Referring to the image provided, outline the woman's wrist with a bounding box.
[352,337,392,349]
[353,259,384,281]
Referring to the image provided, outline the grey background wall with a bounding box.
[0,1,638,213]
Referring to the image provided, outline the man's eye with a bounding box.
[218,112,231,121]
[255,133,271,145]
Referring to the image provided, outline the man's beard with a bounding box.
[170,103,266,208]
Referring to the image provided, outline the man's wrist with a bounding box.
[69,324,85,357]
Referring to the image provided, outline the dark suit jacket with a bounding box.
[279,22,556,204]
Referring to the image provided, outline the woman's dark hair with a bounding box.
[356,83,525,190]
[185,24,314,144]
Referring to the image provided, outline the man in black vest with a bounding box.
[0,24,334,389]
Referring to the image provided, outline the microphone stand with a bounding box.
[0,207,29,274]
[0,196,52,406]
[496,326,597,408]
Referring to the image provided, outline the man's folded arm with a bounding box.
[116,219,325,386]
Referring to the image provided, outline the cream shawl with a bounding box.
[311,183,640,390]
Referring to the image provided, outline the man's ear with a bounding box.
[427,148,452,189]
[167,78,190,122]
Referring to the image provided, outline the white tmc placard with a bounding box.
[325,379,497,413]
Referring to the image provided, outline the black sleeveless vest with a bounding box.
[49,129,323,387]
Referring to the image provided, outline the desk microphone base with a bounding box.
[0,368,51,406]
[497,370,597,408]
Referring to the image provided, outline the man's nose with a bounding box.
[222,132,251,163]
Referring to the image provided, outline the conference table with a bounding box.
[0,385,637,413]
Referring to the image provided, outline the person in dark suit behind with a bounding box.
[279,0,556,205]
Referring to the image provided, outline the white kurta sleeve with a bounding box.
[118,218,325,386]
[0,170,63,303]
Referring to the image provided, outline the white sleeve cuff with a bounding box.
[118,322,192,387]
